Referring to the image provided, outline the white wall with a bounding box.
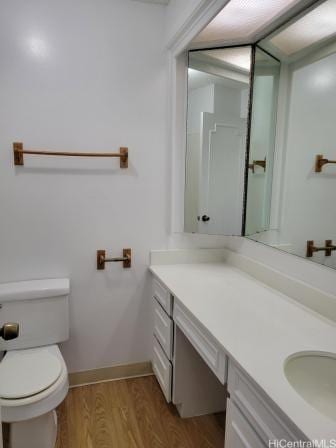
[165,0,205,44]
[187,84,214,133]
[279,52,336,268]
[2,0,336,376]
[245,76,275,235]
[0,0,168,373]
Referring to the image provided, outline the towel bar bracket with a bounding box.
[13,142,24,166]
[315,154,336,172]
[248,158,266,173]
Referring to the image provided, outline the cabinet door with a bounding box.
[153,279,172,316]
[227,362,303,443]
[173,302,227,384]
[152,336,172,403]
[225,400,265,448]
[153,298,173,360]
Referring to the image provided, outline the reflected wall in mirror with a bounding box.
[245,0,336,269]
[245,48,280,235]
[185,46,252,235]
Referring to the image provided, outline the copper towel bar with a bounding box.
[315,154,336,173]
[13,142,128,168]
[97,249,132,270]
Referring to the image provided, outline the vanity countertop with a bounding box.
[150,261,336,442]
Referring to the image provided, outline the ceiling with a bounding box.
[201,47,251,71]
[189,47,251,88]
[193,0,303,45]
[269,0,336,56]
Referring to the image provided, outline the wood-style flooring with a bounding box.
[55,375,225,448]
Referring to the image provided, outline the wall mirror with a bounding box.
[245,0,336,268]
[245,48,280,236]
[184,0,336,270]
[184,46,252,235]
[245,0,336,269]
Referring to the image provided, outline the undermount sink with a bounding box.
[284,352,336,421]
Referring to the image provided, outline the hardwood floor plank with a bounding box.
[67,385,94,448]
[140,376,195,448]
[126,376,169,448]
[184,414,225,448]
[55,375,225,448]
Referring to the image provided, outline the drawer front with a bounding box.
[225,400,265,448]
[228,363,302,444]
[152,336,172,402]
[153,278,172,317]
[173,302,227,384]
[153,298,173,360]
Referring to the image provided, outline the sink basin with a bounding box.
[284,352,336,421]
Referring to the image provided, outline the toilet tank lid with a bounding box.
[0,278,70,302]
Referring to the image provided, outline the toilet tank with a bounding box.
[0,278,69,351]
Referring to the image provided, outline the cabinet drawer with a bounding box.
[153,298,173,360]
[153,278,172,317]
[152,336,172,403]
[173,302,227,384]
[228,363,302,444]
[225,400,265,448]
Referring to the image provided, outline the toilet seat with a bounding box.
[0,347,62,399]
[0,345,69,424]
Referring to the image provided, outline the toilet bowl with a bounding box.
[0,345,69,448]
[0,278,70,448]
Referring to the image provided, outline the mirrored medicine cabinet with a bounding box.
[185,46,251,236]
[184,0,336,270]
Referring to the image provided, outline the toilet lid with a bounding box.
[0,348,62,399]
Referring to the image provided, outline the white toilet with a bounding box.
[0,278,70,448]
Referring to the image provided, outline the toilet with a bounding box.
[0,278,70,448]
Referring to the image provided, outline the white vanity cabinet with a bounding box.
[153,278,173,316]
[151,272,308,445]
[225,399,265,448]
[152,279,174,402]
[150,256,336,444]
[225,362,306,447]
[153,294,173,360]
[151,278,227,416]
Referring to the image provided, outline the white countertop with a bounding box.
[150,261,336,442]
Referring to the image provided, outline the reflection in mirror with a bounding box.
[185,46,251,235]
[245,49,280,235]
[245,0,336,269]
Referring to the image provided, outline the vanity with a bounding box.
[155,2,336,443]
[149,249,336,446]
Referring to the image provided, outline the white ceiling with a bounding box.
[193,0,302,44]
[201,47,251,71]
[189,47,251,88]
[270,0,336,56]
